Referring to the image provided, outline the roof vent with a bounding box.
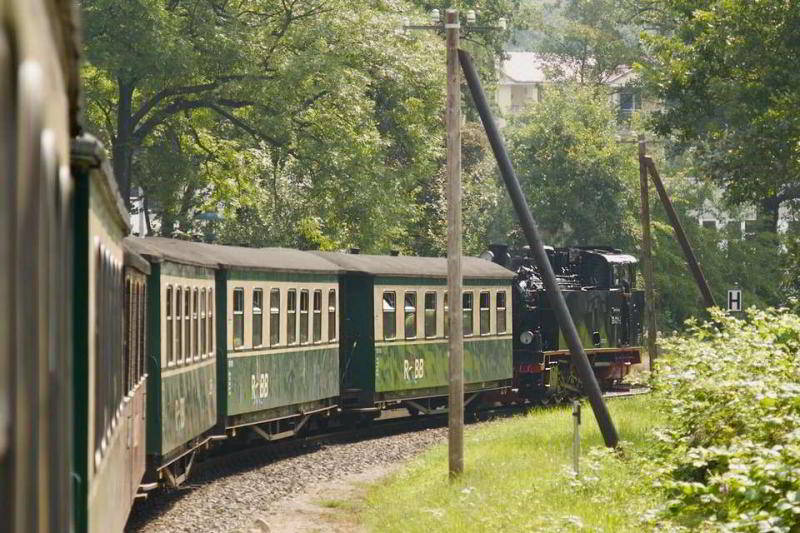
[349,247,361,254]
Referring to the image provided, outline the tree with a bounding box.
[529,0,642,85]
[505,83,639,248]
[637,0,800,232]
[81,0,447,247]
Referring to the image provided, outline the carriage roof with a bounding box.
[124,237,341,274]
[311,252,515,280]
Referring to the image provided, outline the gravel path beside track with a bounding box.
[125,426,447,532]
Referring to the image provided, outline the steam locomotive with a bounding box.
[483,244,643,403]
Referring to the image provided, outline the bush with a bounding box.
[651,308,800,531]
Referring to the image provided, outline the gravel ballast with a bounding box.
[126,426,447,532]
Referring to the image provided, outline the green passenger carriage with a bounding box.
[124,237,220,487]
[210,245,341,440]
[72,137,148,532]
[314,253,515,414]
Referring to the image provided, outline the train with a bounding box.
[0,0,643,531]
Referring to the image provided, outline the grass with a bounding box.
[360,396,665,532]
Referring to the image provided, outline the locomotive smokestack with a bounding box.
[487,244,510,268]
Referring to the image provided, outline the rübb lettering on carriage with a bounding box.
[403,358,425,381]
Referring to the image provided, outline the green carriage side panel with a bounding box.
[374,337,512,393]
[372,276,511,288]
[339,274,375,392]
[160,261,216,280]
[227,270,338,283]
[145,263,162,455]
[226,347,338,416]
[72,167,90,532]
[160,362,217,453]
[215,270,228,429]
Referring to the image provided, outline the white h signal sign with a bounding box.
[727,289,742,312]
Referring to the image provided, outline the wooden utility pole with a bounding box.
[638,138,657,369]
[445,8,464,479]
[644,157,717,309]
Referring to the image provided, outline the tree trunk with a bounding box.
[113,78,135,209]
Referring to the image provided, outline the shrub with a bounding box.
[651,308,800,531]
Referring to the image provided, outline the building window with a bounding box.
[424,292,437,338]
[313,290,322,342]
[479,291,490,335]
[300,290,309,344]
[166,286,173,364]
[233,288,244,348]
[253,289,263,347]
[270,289,280,346]
[463,291,474,336]
[702,219,717,230]
[175,287,182,363]
[287,289,297,344]
[404,292,417,339]
[496,291,507,334]
[618,91,641,122]
[328,289,336,342]
[383,291,396,340]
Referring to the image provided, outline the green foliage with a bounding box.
[647,177,784,330]
[651,308,800,531]
[81,0,449,249]
[362,396,665,532]
[505,83,639,248]
[638,0,800,227]
[533,0,642,84]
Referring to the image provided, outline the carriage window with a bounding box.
[480,291,491,335]
[383,291,396,340]
[425,292,437,338]
[184,288,191,361]
[444,292,449,338]
[463,291,474,336]
[253,289,263,347]
[287,289,297,344]
[124,279,131,393]
[200,289,207,357]
[328,289,337,342]
[404,292,417,339]
[175,287,183,363]
[300,290,309,344]
[193,288,199,359]
[166,286,173,364]
[496,291,507,334]
[270,289,280,346]
[233,288,244,348]
[208,289,214,355]
[139,283,146,379]
[313,290,322,342]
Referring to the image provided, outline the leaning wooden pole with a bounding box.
[459,49,619,448]
[638,140,657,369]
[445,9,464,478]
[644,157,716,309]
